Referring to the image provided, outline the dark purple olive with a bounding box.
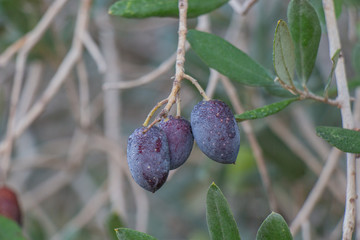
[191,99,240,164]
[127,126,170,192]
[158,116,194,170]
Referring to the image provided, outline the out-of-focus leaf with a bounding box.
[352,44,360,74]
[27,215,47,240]
[0,216,26,240]
[206,183,241,240]
[107,212,126,240]
[273,20,296,86]
[109,0,228,18]
[288,0,321,84]
[116,228,157,240]
[235,98,298,122]
[316,126,360,153]
[309,0,343,30]
[256,212,293,240]
[187,30,273,86]
[225,147,258,192]
[334,0,343,18]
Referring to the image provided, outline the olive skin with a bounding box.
[158,116,194,170]
[127,126,170,192]
[191,100,240,164]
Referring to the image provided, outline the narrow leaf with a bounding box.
[115,228,157,240]
[109,0,228,18]
[256,212,293,240]
[324,49,341,96]
[0,216,26,240]
[273,20,296,86]
[187,30,273,87]
[206,183,241,240]
[316,126,360,153]
[288,0,321,84]
[235,98,298,122]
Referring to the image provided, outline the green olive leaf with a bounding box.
[273,20,296,86]
[109,0,228,18]
[256,212,293,240]
[235,98,298,122]
[0,216,26,240]
[115,228,157,240]
[206,183,241,240]
[316,126,360,153]
[287,0,321,84]
[187,30,273,87]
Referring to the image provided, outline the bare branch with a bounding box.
[96,10,128,223]
[82,31,107,74]
[290,148,343,235]
[322,0,355,238]
[267,116,346,204]
[0,0,70,66]
[229,0,258,15]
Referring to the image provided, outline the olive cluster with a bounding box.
[127,99,240,192]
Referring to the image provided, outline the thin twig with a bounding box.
[267,116,346,204]
[77,59,91,128]
[301,220,311,240]
[0,0,69,67]
[183,74,210,100]
[221,76,279,212]
[82,31,107,73]
[0,0,71,183]
[12,0,92,140]
[229,0,258,15]
[291,105,346,189]
[291,106,330,160]
[22,171,73,211]
[275,77,340,107]
[50,182,109,240]
[103,51,177,90]
[322,0,355,238]
[96,10,128,223]
[17,61,43,119]
[290,148,343,235]
[205,69,220,98]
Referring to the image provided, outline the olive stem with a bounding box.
[143,99,168,127]
[183,74,210,101]
[145,0,188,128]
[276,77,340,107]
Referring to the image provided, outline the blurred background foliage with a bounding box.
[0,0,359,239]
